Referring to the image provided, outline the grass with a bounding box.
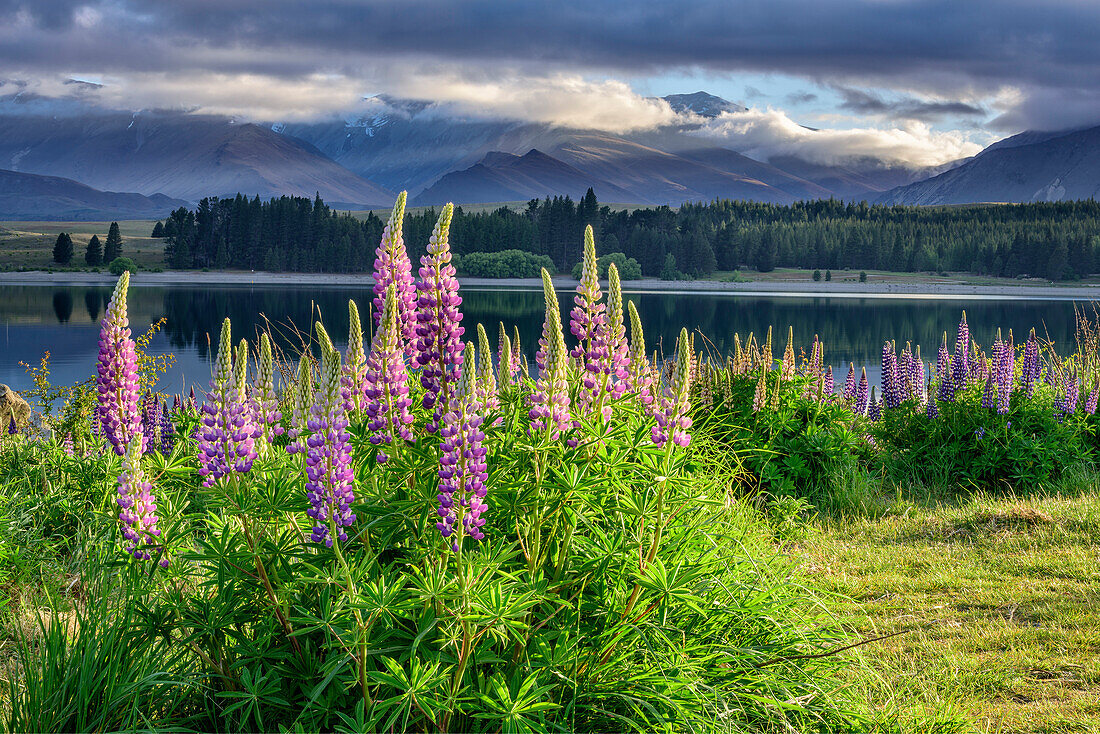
[801,468,1100,732]
[0,220,165,271]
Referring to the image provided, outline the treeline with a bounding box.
[158,192,1100,280]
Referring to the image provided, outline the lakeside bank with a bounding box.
[5,269,1100,300]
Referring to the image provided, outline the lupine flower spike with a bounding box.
[287,354,313,456]
[475,323,499,419]
[436,342,489,550]
[197,319,258,486]
[255,333,284,450]
[752,366,767,413]
[372,192,419,360]
[96,272,143,456]
[856,368,870,416]
[843,363,856,401]
[627,300,654,409]
[529,268,572,440]
[500,333,514,390]
[1021,329,1040,397]
[117,434,166,566]
[571,226,608,418]
[951,312,970,392]
[415,203,464,433]
[342,300,368,413]
[364,285,415,463]
[304,324,356,546]
[652,328,693,449]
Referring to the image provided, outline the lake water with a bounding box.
[0,283,1091,394]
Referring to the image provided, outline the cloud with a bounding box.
[0,0,1097,131]
[743,86,766,100]
[695,108,987,168]
[785,91,818,105]
[832,85,986,121]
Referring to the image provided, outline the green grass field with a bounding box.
[0,220,165,270]
[804,476,1100,732]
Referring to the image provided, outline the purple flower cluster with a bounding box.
[881,341,903,409]
[1053,372,1079,422]
[415,204,464,433]
[96,272,143,456]
[529,269,572,439]
[304,325,356,546]
[951,312,970,392]
[117,434,166,566]
[856,368,870,415]
[652,328,693,449]
[1021,329,1040,397]
[364,285,415,463]
[372,192,419,361]
[197,320,259,487]
[843,364,856,401]
[437,342,489,549]
[571,226,609,418]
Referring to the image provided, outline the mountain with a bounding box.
[413,149,637,205]
[0,169,189,220]
[660,92,747,118]
[0,106,394,206]
[878,126,1100,205]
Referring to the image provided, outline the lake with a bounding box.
[0,283,1091,394]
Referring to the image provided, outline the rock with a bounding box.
[0,384,31,430]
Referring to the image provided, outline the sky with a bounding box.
[2,0,1099,168]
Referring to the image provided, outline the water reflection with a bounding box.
[0,283,1089,394]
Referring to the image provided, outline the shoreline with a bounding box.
[4,269,1100,300]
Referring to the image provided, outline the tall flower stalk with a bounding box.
[117,434,166,566]
[305,324,356,546]
[342,300,368,413]
[436,342,489,550]
[197,320,258,487]
[287,354,313,456]
[415,203,464,432]
[97,272,143,456]
[627,300,654,408]
[254,333,284,450]
[364,285,415,463]
[529,269,572,440]
[652,328,693,449]
[372,192,419,360]
[475,323,499,417]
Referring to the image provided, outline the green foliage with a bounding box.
[108,257,136,276]
[84,235,102,266]
[569,251,643,280]
[453,249,556,278]
[52,232,73,265]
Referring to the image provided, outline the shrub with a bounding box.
[108,257,136,276]
[454,249,555,278]
[570,251,643,280]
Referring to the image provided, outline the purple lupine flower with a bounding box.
[856,367,869,415]
[436,342,490,549]
[1087,381,1099,414]
[415,203,464,433]
[254,333,284,450]
[529,269,572,439]
[867,388,881,422]
[926,396,939,418]
[117,434,166,566]
[843,363,856,401]
[304,324,356,546]
[159,402,175,454]
[823,366,834,397]
[96,272,143,456]
[975,427,985,440]
[364,285,415,463]
[995,332,1013,414]
[286,354,313,456]
[1064,372,1080,419]
[898,343,913,401]
[188,386,197,413]
[571,226,608,418]
[627,300,654,409]
[882,341,902,409]
[936,332,949,382]
[652,327,693,449]
[911,351,927,405]
[142,392,159,452]
[512,326,523,380]
[950,312,970,393]
[475,323,499,418]
[372,192,419,361]
[196,320,258,486]
[1021,329,1040,397]
[341,300,368,413]
[62,432,74,456]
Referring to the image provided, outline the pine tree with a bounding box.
[52,232,73,264]
[104,222,123,262]
[151,221,165,237]
[85,234,102,266]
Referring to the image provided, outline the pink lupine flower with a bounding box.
[415,203,465,433]
[372,192,419,360]
[602,264,631,410]
[570,226,607,417]
[341,300,368,413]
[652,327,693,449]
[96,272,143,456]
[529,269,571,439]
[436,342,490,549]
[364,285,415,463]
[305,324,356,546]
[197,321,258,486]
[117,434,166,566]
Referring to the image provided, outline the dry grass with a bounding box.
[0,220,165,270]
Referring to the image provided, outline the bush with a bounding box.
[859,271,867,282]
[812,269,821,282]
[108,257,136,276]
[570,252,643,281]
[454,250,555,278]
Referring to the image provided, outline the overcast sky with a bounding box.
[2,0,1097,166]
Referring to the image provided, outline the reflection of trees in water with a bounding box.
[84,290,102,322]
[52,291,73,323]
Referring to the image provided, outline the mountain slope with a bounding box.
[0,169,188,220]
[0,109,394,205]
[878,126,1100,205]
[413,149,637,205]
